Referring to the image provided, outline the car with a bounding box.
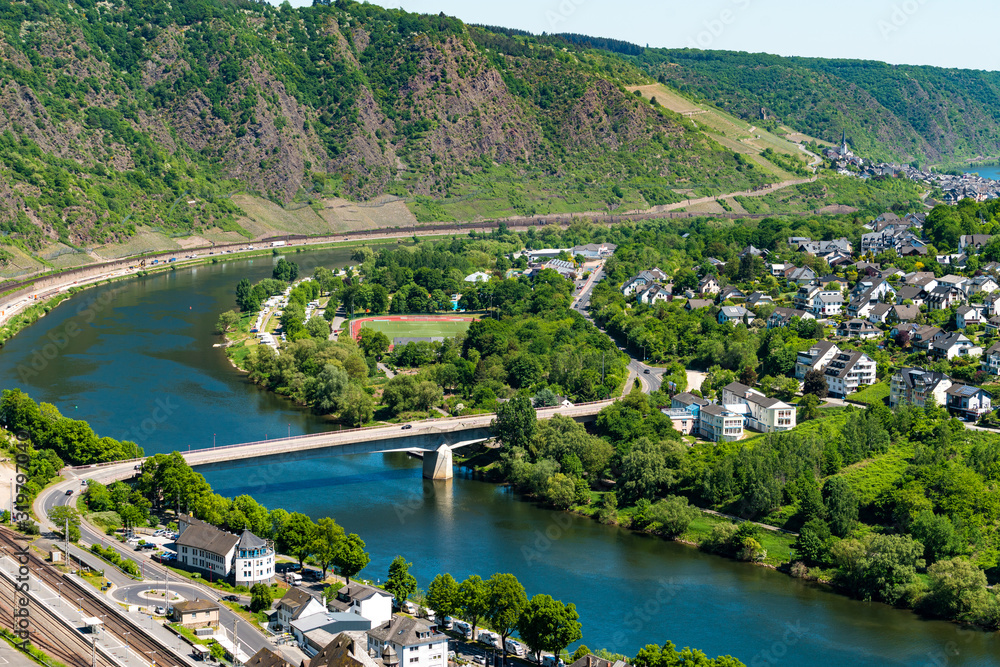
[65,489,73,496]
[134,464,142,470]
[223,595,241,602]
[472,657,486,666]
[81,479,88,486]
[154,606,166,615]
[401,424,412,430]
[542,657,565,667]
[643,369,650,374]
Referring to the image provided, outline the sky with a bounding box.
[277,0,998,71]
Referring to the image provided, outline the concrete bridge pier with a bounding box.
[422,445,453,480]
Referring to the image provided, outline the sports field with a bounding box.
[350,315,477,342]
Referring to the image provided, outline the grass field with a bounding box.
[352,315,477,342]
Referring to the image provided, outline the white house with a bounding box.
[175,515,274,585]
[276,588,327,632]
[328,583,394,627]
[795,341,840,379]
[945,384,992,420]
[823,351,877,398]
[836,318,882,340]
[956,305,985,329]
[367,616,447,667]
[637,283,671,305]
[622,268,668,296]
[722,382,796,432]
[928,332,982,361]
[718,306,753,325]
[697,404,745,442]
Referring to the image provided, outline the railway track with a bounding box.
[0,562,113,667]
[0,530,186,667]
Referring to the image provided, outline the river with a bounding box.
[0,247,997,666]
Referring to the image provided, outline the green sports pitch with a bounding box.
[353,317,475,341]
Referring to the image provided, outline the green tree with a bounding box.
[250,583,273,613]
[803,369,828,398]
[334,533,370,583]
[545,473,576,509]
[311,517,345,579]
[426,573,460,620]
[235,279,259,313]
[359,329,391,359]
[217,310,240,334]
[280,512,317,568]
[486,573,528,659]
[308,365,350,416]
[648,496,698,538]
[493,395,537,451]
[48,506,81,542]
[823,476,858,537]
[910,510,958,564]
[923,557,991,621]
[340,385,375,427]
[516,594,583,663]
[459,575,489,639]
[793,518,831,564]
[385,556,418,603]
[798,394,821,421]
[273,258,299,282]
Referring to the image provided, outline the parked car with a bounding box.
[542,657,565,667]
[401,600,417,615]
[222,595,241,602]
[154,606,166,615]
[472,657,486,666]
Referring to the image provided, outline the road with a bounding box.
[570,263,663,394]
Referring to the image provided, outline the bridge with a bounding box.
[76,400,613,482]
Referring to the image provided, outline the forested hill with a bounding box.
[0,0,771,253]
[634,49,1000,165]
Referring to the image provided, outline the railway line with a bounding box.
[0,530,187,667]
[0,559,112,667]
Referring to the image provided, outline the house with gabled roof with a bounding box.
[718,306,754,325]
[925,285,965,311]
[721,382,796,432]
[698,275,721,295]
[768,307,814,330]
[823,351,877,398]
[982,341,1000,375]
[959,235,993,251]
[890,367,953,409]
[956,305,985,329]
[276,587,327,632]
[795,341,840,379]
[836,318,881,340]
[367,616,447,667]
[890,304,920,323]
[945,384,992,420]
[928,332,982,361]
[622,268,669,296]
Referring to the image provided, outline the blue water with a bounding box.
[966,164,1000,180]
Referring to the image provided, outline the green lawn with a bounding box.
[357,318,474,341]
[848,381,890,406]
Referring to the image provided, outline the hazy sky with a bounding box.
[277,0,997,71]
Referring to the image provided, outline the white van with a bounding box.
[401,600,417,615]
[542,656,565,667]
[285,572,302,585]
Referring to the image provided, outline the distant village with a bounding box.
[823,132,1000,202]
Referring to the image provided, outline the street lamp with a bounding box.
[123,630,131,665]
